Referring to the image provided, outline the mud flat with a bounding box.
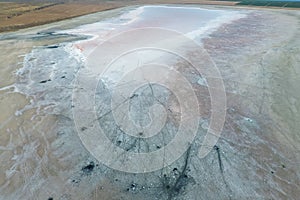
[0,5,299,200]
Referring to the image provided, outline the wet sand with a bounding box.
[0,5,300,200]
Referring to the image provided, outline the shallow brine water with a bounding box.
[62,6,246,56]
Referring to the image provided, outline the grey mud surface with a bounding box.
[0,5,300,200]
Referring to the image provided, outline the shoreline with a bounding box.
[0,1,299,33]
